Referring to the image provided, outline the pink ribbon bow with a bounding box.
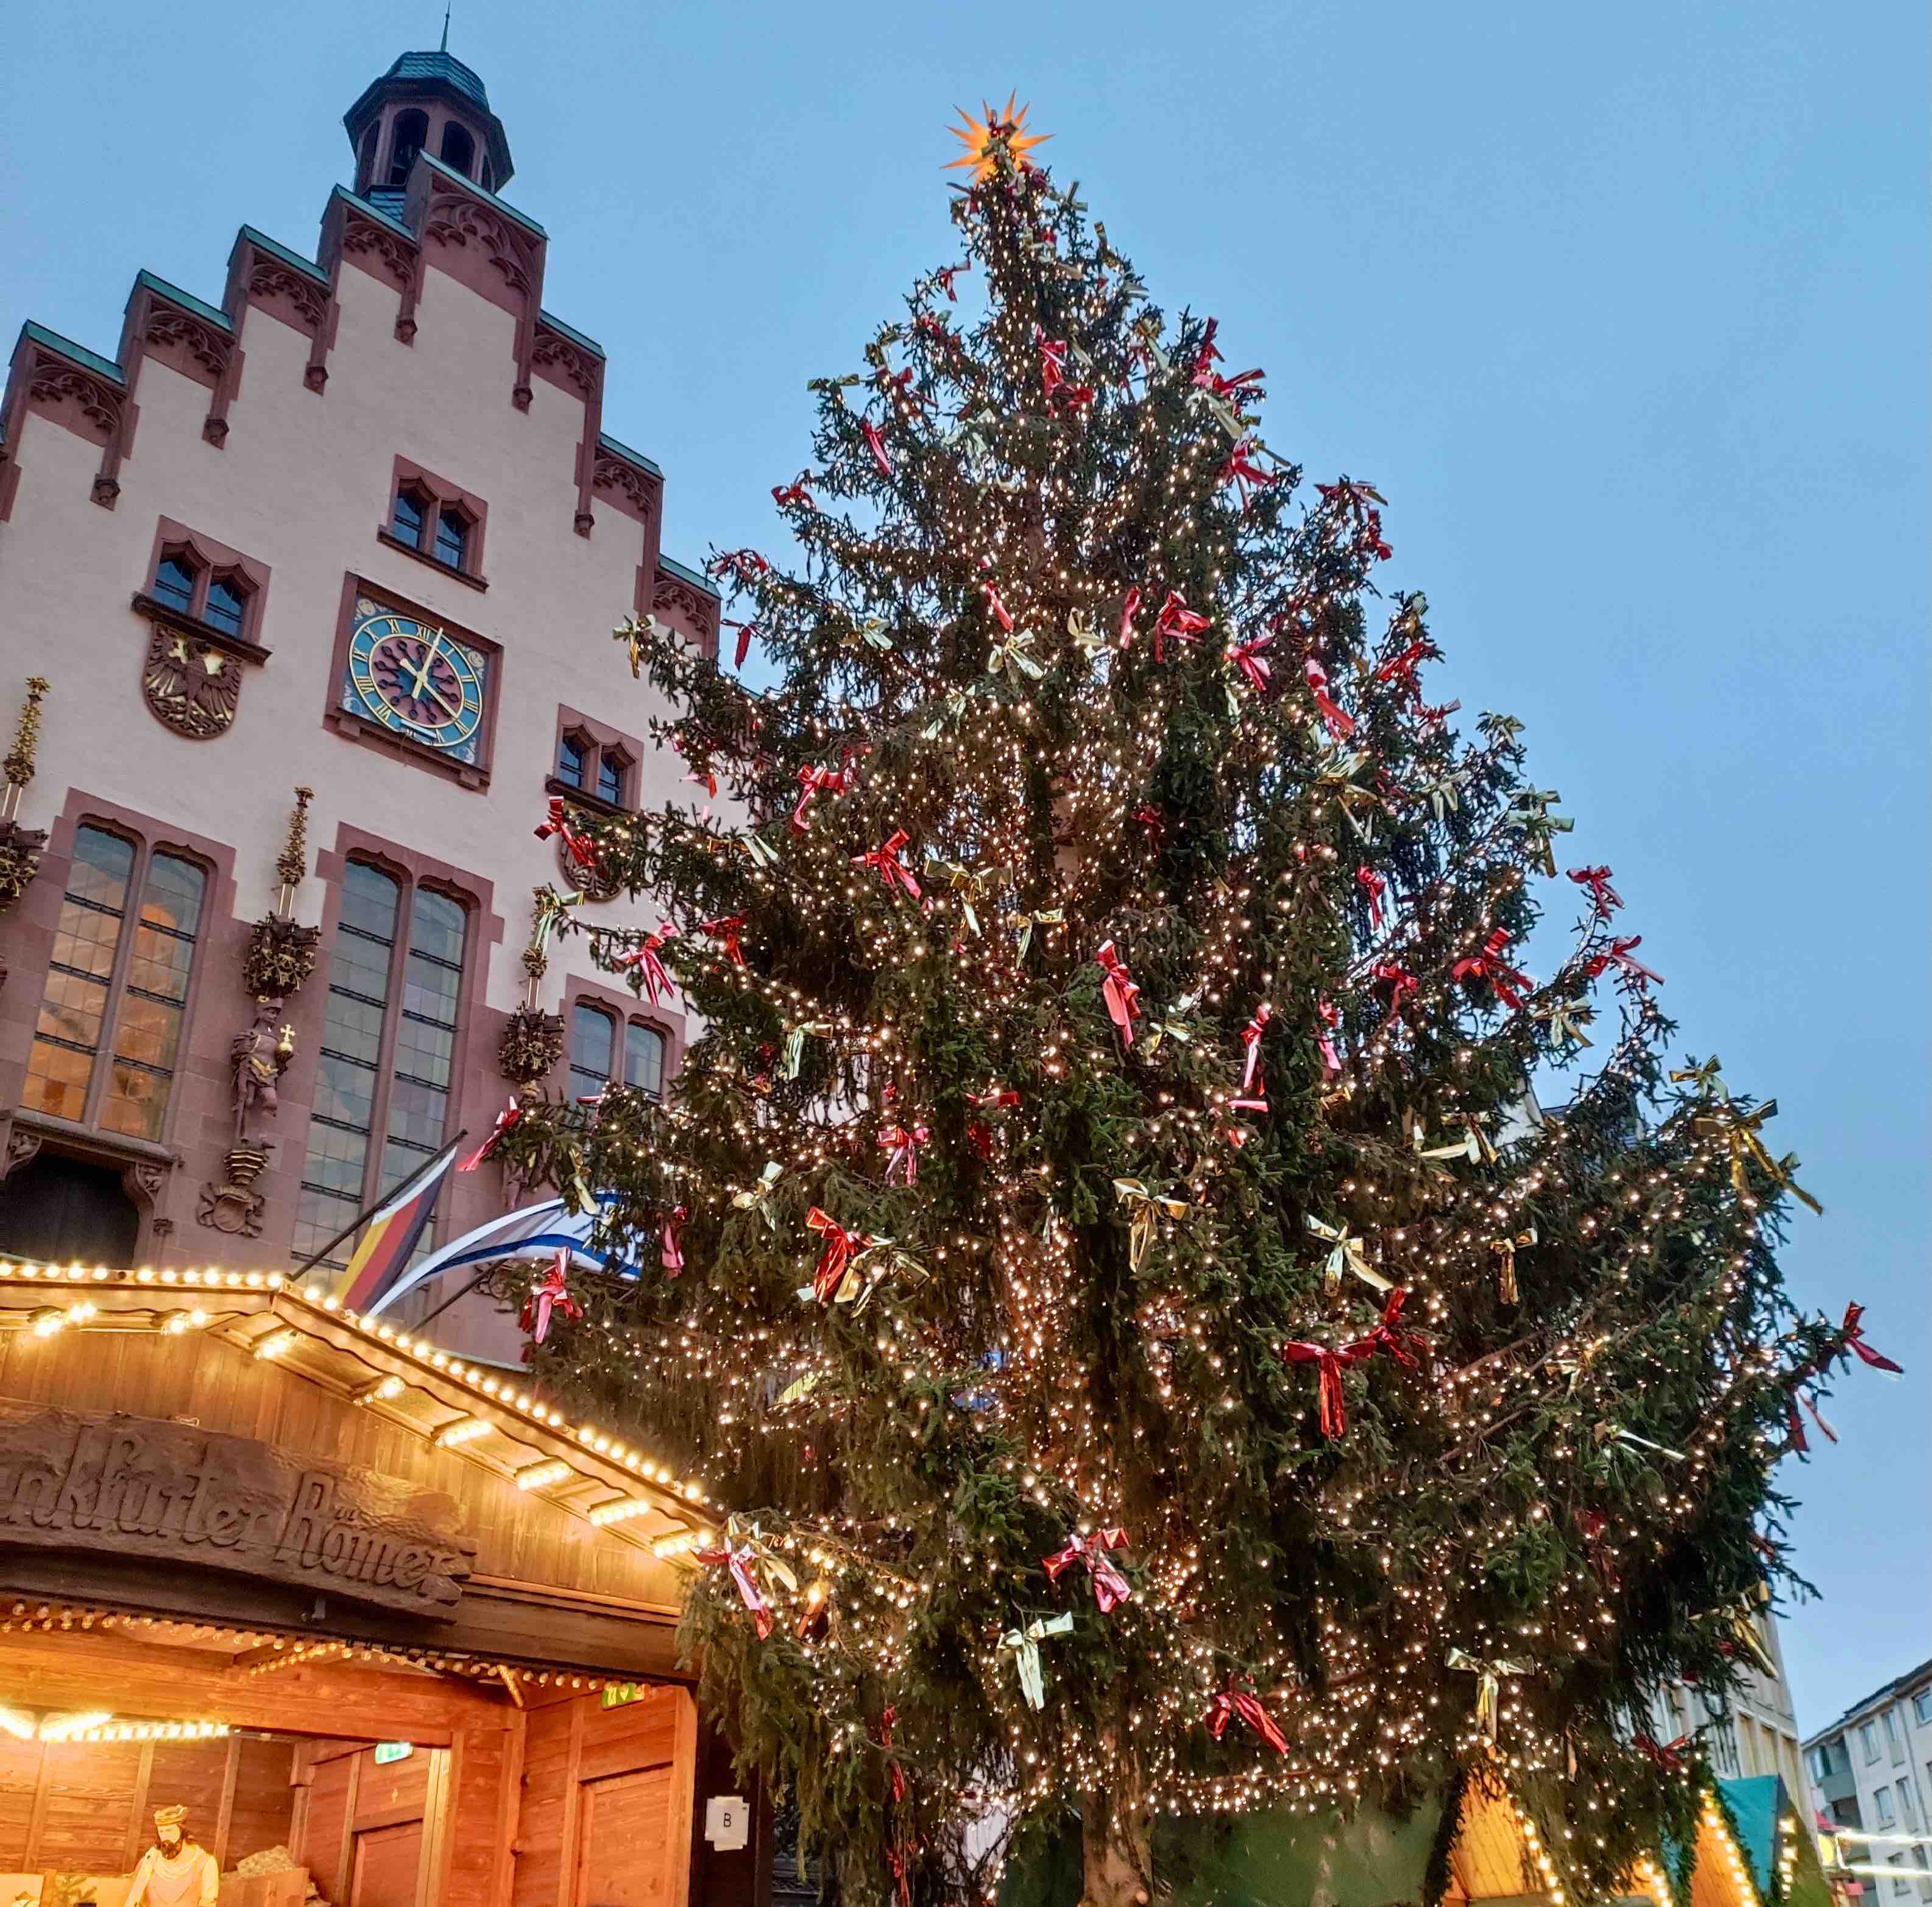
[1096,941,1142,1045]
[707,548,770,586]
[1304,658,1356,740]
[1041,1527,1133,1612]
[1454,929,1533,1012]
[693,1539,775,1641]
[1220,438,1274,505]
[1374,961,1420,1023]
[1153,592,1211,662]
[1315,999,1343,1075]
[1229,634,1273,693]
[534,798,599,872]
[1568,865,1623,919]
[615,926,678,1007]
[862,419,892,478]
[520,1250,582,1344]
[879,1123,931,1186]
[1204,1680,1289,1754]
[791,756,853,832]
[855,830,922,900]
[660,1205,687,1275]
[1241,1002,1272,1092]
[1357,865,1386,931]
[461,1099,521,1171]
[1118,585,1143,649]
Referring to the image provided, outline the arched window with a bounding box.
[440,122,476,177]
[357,124,380,191]
[569,1004,615,1100]
[292,863,470,1273]
[556,734,587,790]
[595,751,627,807]
[433,507,469,571]
[22,824,208,1141]
[624,1021,666,1100]
[152,554,197,614]
[387,109,429,186]
[203,575,247,637]
[391,486,428,550]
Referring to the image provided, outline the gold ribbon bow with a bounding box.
[922,689,972,739]
[1446,1649,1529,1741]
[1144,986,1203,1058]
[783,1022,833,1078]
[732,1161,785,1230]
[1067,607,1106,657]
[1113,1179,1192,1273]
[1507,789,1573,876]
[1415,1114,1498,1167]
[1535,998,1595,1047]
[1489,1226,1537,1305]
[1307,1214,1390,1295]
[1314,749,1384,842]
[1691,1099,1822,1214]
[927,861,1007,936]
[987,629,1046,682]
[1000,1611,1076,1710]
[1013,908,1064,958]
[736,829,780,869]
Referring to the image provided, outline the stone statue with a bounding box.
[125,1805,218,1906]
[231,996,295,1144]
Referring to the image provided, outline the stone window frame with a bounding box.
[377,455,490,591]
[545,704,642,816]
[135,515,272,650]
[322,573,503,791]
[557,975,681,1106]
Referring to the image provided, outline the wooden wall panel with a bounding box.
[229,1736,297,1861]
[0,1738,40,1867]
[351,1817,423,1907]
[355,1746,430,1830]
[442,1722,518,1907]
[146,1737,230,1851]
[301,1753,355,1904]
[34,1738,142,1872]
[510,1700,575,1907]
[577,1766,674,1907]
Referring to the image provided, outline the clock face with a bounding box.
[341,602,487,763]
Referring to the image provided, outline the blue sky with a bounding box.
[2,2,1923,1727]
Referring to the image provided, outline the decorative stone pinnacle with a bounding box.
[2,678,51,791]
[275,787,315,897]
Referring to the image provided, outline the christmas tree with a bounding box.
[490,101,1894,1907]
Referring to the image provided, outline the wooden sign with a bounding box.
[0,1404,475,1616]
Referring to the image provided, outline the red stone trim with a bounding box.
[320,573,503,792]
[144,515,272,645]
[224,232,336,397]
[2,332,135,513]
[592,445,661,528]
[382,455,490,583]
[557,974,685,1101]
[329,201,424,345]
[534,320,607,537]
[651,568,721,663]
[549,704,643,812]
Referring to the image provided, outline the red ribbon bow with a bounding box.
[1842,1301,1903,1374]
[1374,961,1420,1022]
[879,1123,931,1186]
[805,1208,872,1304]
[1315,999,1343,1076]
[1241,1003,1272,1092]
[855,830,922,900]
[1220,437,1274,504]
[693,1539,774,1641]
[1568,865,1623,919]
[1153,592,1211,662]
[771,476,813,508]
[520,1249,582,1344]
[791,758,853,832]
[1041,1527,1133,1612]
[874,1707,908,1805]
[1279,1338,1367,1438]
[615,926,678,1007]
[1191,317,1222,378]
[707,548,770,586]
[981,573,1014,632]
[461,1099,521,1171]
[1635,1732,1692,1775]
[1204,1681,1288,1754]
[1096,941,1141,1045]
[1454,929,1533,1012]
[1118,586,1142,649]
[1352,1286,1422,1370]
[1374,638,1436,707]
[1587,936,1663,989]
[534,798,600,871]
[1197,365,1266,404]
[660,1205,687,1275]
[1356,865,1386,931]
[1304,658,1356,740]
[1229,634,1273,693]
[936,261,968,300]
[1039,331,1068,397]
[700,915,747,966]
[725,620,757,669]
[862,419,893,478]
[966,1088,1021,1109]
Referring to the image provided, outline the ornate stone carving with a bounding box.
[0,821,47,913]
[26,356,122,439]
[230,997,295,1146]
[247,261,328,331]
[196,1144,270,1238]
[653,575,720,646]
[144,308,230,381]
[141,623,243,738]
[499,1005,564,1088]
[422,193,533,295]
[242,913,321,999]
[341,216,418,292]
[3,1126,41,1182]
[531,327,595,396]
[594,450,658,515]
[121,1159,168,1211]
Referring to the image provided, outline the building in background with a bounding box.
[0,46,721,1369]
[1647,1606,1811,1800]
[1805,1660,1932,1905]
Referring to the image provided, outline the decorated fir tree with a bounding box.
[489,101,1895,1907]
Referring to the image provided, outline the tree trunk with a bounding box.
[1081,1791,1154,1907]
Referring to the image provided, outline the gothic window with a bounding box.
[441,122,476,177]
[556,733,588,790]
[387,109,428,187]
[203,574,249,637]
[624,1021,665,1100]
[21,824,207,1141]
[569,1003,615,1102]
[152,554,197,614]
[433,506,470,571]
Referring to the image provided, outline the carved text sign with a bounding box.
[0,1404,474,1616]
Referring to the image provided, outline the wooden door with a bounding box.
[575,1767,675,1907]
[351,1819,424,1907]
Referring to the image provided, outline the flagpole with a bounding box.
[289,1130,467,1279]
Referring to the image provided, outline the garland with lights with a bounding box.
[481,101,1894,1907]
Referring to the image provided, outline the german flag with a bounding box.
[327,1137,464,1312]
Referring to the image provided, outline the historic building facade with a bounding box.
[0,51,718,1344]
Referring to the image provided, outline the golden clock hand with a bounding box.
[421,679,464,723]
[408,630,445,699]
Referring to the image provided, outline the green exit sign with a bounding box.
[373,1742,413,1764]
[601,1683,645,1710]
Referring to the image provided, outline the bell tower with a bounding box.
[342,48,514,210]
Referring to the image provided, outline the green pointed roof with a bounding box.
[343,50,512,188]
